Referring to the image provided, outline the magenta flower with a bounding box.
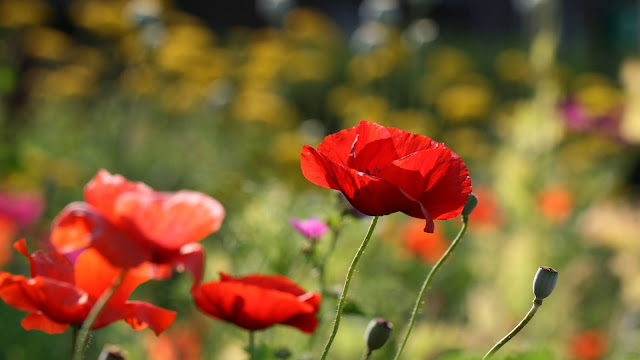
[290,217,330,240]
[0,191,44,228]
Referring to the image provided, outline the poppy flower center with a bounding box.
[362,167,382,176]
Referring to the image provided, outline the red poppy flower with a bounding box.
[49,169,225,286]
[192,272,321,334]
[0,239,176,334]
[402,219,449,264]
[301,121,471,232]
[568,329,608,359]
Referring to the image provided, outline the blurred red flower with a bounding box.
[467,187,503,232]
[0,216,18,266]
[569,329,608,359]
[536,187,573,222]
[0,239,176,334]
[301,121,471,233]
[49,169,225,286]
[403,219,449,264]
[145,324,203,360]
[192,272,321,333]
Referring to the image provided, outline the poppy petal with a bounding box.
[316,125,358,166]
[346,122,399,173]
[302,146,417,216]
[122,301,177,335]
[171,243,205,288]
[14,239,75,283]
[219,272,307,296]
[113,190,225,251]
[379,148,472,221]
[193,279,319,332]
[387,126,440,155]
[83,169,153,223]
[74,248,152,304]
[21,312,69,334]
[51,203,151,268]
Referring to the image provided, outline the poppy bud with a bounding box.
[364,318,393,352]
[462,193,478,218]
[533,266,558,300]
[98,345,126,360]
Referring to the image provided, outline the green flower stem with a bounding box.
[360,348,372,360]
[71,270,126,360]
[320,215,379,360]
[317,218,342,296]
[70,325,79,358]
[248,330,255,360]
[393,217,469,360]
[482,298,543,359]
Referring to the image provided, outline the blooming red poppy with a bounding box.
[0,239,176,334]
[49,169,225,286]
[192,272,321,333]
[301,121,471,232]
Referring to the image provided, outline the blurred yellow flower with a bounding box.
[443,126,491,161]
[494,49,530,84]
[284,48,332,83]
[231,89,298,126]
[620,58,640,144]
[347,26,405,84]
[435,81,493,121]
[283,8,343,48]
[22,27,72,62]
[70,0,130,37]
[340,94,390,127]
[580,201,640,252]
[271,130,319,164]
[30,65,97,99]
[0,0,51,28]
[426,46,472,80]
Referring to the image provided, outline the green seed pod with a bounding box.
[462,193,478,218]
[533,266,558,300]
[364,318,393,351]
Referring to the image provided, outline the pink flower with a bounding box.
[290,217,329,240]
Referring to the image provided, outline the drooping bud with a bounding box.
[462,193,478,218]
[364,318,393,352]
[533,266,558,300]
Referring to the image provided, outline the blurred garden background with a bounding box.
[1,0,640,359]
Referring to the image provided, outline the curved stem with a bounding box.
[482,299,543,359]
[71,270,126,360]
[319,215,379,360]
[393,218,469,360]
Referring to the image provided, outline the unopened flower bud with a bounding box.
[98,345,126,360]
[365,318,393,352]
[533,266,558,300]
[462,193,478,218]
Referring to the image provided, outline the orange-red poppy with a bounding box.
[50,169,225,286]
[402,219,449,264]
[0,239,176,334]
[193,272,321,333]
[568,329,608,359]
